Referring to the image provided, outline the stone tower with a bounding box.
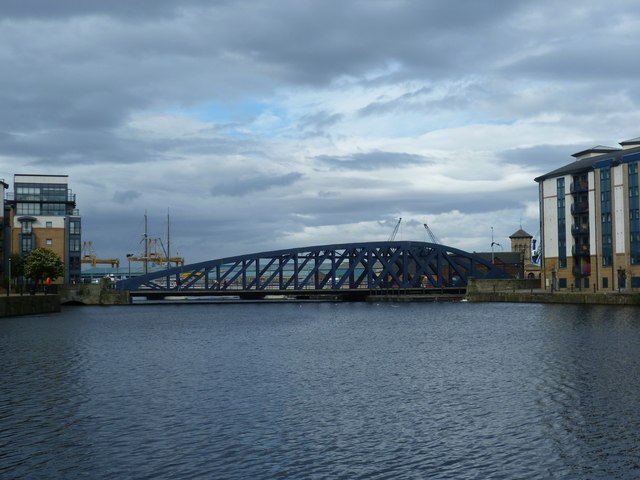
[510,228,532,264]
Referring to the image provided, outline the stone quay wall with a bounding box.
[0,294,61,318]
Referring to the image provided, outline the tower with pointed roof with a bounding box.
[510,228,532,265]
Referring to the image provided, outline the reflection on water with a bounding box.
[1,302,640,479]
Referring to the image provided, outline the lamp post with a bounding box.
[491,226,501,265]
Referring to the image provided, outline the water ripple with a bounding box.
[2,303,640,478]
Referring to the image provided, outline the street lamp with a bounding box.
[491,226,502,264]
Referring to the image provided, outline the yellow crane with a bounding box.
[82,241,120,268]
[126,212,184,273]
[126,237,185,269]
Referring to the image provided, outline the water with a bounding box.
[1,302,640,479]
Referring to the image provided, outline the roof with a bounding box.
[620,137,640,147]
[509,228,532,239]
[534,141,640,183]
[571,145,620,159]
[475,252,523,264]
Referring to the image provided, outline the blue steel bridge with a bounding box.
[116,241,509,301]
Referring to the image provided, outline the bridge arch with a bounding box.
[116,241,509,293]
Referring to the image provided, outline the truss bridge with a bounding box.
[116,241,509,301]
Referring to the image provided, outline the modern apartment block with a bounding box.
[5,174,81,284]
[535,137,640,292]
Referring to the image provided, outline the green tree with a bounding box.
[23,248,65,289]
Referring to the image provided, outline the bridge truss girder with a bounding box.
[116,241,509,292]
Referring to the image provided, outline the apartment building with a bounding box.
[6,174,81,284]
[535,137,640,291]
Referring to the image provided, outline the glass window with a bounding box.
[70,238,81,252]
[46,239,53,246]
[46,221,53,228]
[16,203,41,215]
[20,236,33,254]
[69,220,81,235]
[21,221,32,234]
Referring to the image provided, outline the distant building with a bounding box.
[535,137,640,291]
[509,228,540,279]
[6,174,82,284]
[0,179,9,281]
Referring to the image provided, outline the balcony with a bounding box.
[570,181,589,193]
[572,262,591,277]
[571,223,589,235]
[572,244,591,257]
[571,202,589,215]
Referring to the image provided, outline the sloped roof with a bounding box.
[620,137,640,147]
[534,143,640,183]
[571,145,620,159]
[510,228,532,239]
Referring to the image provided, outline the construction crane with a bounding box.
[125,237,185,270]
[82,241,120,268]
[126,212,184,273]
[423,222,441,245]
[388,217,402,241]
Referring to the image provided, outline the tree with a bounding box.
[10,253,24,280]
[23,248,65,289]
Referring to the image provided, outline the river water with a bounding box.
[1,301,640,479]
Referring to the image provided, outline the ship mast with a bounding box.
[144,211,149,274]
[166,209,171,271]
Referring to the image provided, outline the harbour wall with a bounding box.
[59,283,130,305]
[0,294,60,318]
[466,278,640,305]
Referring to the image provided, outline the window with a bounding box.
[21,221,32,234]
[20,236,33,254]
[46,239,53,246]
[16,203,40,215]
[46,221,52,228]
[69,220,81,235]
[70,238,81,252]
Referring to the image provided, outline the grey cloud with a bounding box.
[112,189,141,204]
[297,111,344,135]
[3,0,640,262]
[0,0,218,19]
[498,144,586,173]
[315,151,431,171]
[210,172,304,197]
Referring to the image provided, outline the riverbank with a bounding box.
[0,294,60,318]
[466,278,640,305]
[466,290,640,305]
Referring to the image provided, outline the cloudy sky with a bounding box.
[2,0,640,264]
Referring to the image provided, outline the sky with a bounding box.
[2,0,640,264]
